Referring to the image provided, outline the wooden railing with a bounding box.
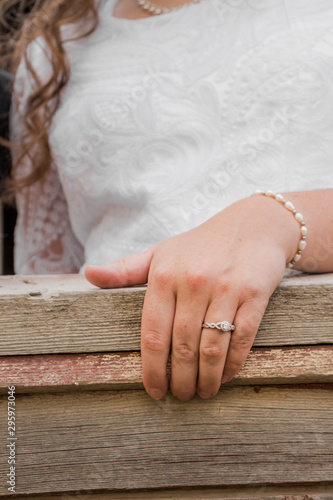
[0,273,332,499]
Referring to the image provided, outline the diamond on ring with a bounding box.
[202,321,235,332]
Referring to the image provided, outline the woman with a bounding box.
[2,0,333,401]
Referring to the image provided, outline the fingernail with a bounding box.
[149,388,164,400]
[221,375,230,384]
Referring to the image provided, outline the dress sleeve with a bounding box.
[11,39,85,275]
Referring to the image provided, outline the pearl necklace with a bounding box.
[137,0,202,16]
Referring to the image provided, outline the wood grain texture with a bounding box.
[0,346,332,394]
[0,273,332,355]
[2,486,333,499]
[0,386,332,495]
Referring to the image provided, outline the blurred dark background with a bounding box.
[0,2,29,274]
[0,68,16,275]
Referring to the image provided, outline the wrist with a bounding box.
[251,190,307,268]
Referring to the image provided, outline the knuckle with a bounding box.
[245,306,266,326]
[243,282,268,300]
[237,312,261,334]
[200,343,224,360]
[230,332,254,351]
[142,330,166,353]
[183,270,209,292]
[172,343,197,363]
[152,268,173,289]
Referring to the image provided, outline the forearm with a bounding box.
[279,189,333,273]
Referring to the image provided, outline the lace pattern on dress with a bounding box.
[11,39,85,275]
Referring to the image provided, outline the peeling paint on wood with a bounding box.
[0,274,332,497]
[0,346,332,394]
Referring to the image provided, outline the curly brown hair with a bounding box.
[0,0,99,200]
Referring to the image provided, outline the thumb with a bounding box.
[85,248,154,288]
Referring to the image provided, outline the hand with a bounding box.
[85,195,300,401]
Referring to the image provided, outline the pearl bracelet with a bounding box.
[252,189,308,268]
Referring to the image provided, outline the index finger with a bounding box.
[141,271,176,400]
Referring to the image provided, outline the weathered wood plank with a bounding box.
[0,273,332,355]
[0,346,332,394]
[0,386,332,495]
[2,485,333,499]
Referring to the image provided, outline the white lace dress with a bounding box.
[11,0,333,274]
